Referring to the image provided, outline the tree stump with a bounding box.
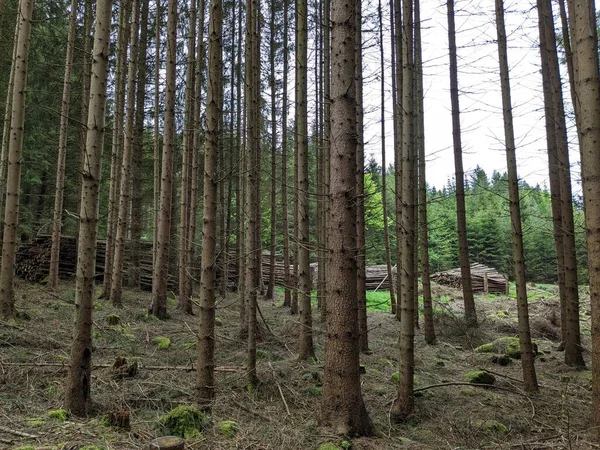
[149,436,185,450]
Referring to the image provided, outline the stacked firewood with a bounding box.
[430,263,508,294]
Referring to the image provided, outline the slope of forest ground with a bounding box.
[0,280,595,449]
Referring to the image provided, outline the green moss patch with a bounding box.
[46,408,69,421]
[160,405,209,439]
[475,336,537,359]
[466,370,496,385]
[152,336,171,350]
[219,419,237,437]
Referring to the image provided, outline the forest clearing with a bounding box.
[0,280,595,449]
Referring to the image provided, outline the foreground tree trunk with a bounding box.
[566,0,600,429]
[48,0,78,291]
[65,0,112,415]
[197,0,222,407]
[0,0,34,319]
[281,0,291,308]
[495,0,538,392]
[391,0,417,422]
[152,0,177,319]
[296,0,314,360]
[447,0,476,327]
[320,0,373,434]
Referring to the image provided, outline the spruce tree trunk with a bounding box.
[65,0,112,414]
[495,0,538,392]
[447,0,477,327]
[566,0,600,427]
[102,0,131,299]
[320,0,330,321]
[266,0,277,301]
[152,0,162,269]
[245,0,260,388]
[379,0,396,318]
[0,0,33,319]
[296,0,314,360]
[393,0,403,319]
[355,0,369,354]
[110,0,140,307]
[320,0,373,434]
[415,0,435,344]
[152,0,177,319]
[178,0,197,313]
[197,0,222,406]
[128,0,150,289]
[281,0,291,308]
[391,0,417,422]
[48,0,78,291]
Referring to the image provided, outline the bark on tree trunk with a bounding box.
[197,0,222,406]
[447,0,477,327]
[111,0,141,308]
[320,0,373,434]
[65,0,112,415]
[495,0,538,392]
[48,0,78,291]
[391,0,417,422]
[152,0,177,319]
[0,0,34,319]
[566,0,600,428]
[281,0,291,308]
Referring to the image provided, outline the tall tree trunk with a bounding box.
[355,0,369,354]
[197,0,222,406]
[379,0,396,317]
[152,0,177,319]
[447,0,476,327]
[495,0,538,392]
[281,0,291,308]
[415,0,435,344]
[566,0,600,428]
[266,0,277,301]
[65,0,112,414]
[245,0,260,388]
[320,0,373,434]
[320,0,330,321]
[179,0,197,313]
[0,10,19,240]
[110,0,141,307]
[102,0,131,299]
[128,0,150,289]
[48,0,79,291]
[236,0,246,327]
[0,0,33,319]
[538,0,584,365]
[393,0,403,319]
[391,0,416,422]
[153,0,162,268]
[296,0,314,360]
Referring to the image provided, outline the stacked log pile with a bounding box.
[15,235,174,291]
[431,263,508,294]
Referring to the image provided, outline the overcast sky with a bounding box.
[359,0,580,191]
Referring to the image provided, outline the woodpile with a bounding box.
[15,234,175,291]
[431,263,508,294]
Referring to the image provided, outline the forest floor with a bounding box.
[0,280,596,450]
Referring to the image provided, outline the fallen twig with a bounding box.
[0,425,38,439]
[268,361,291,416]
[0,361,241,372]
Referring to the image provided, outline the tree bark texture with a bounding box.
[65,0,112,415]
[320,0,373,435]
[495,0,538,392]
[0,0,34,319]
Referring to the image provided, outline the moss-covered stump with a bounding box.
[475,336,538,359]
[160,405,209,439]
[105,313,121,325]
[150,436,185,450]
[466,370,496,385]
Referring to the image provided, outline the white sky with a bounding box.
[359,0,581,191]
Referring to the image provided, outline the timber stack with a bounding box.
[430,263,508,294]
